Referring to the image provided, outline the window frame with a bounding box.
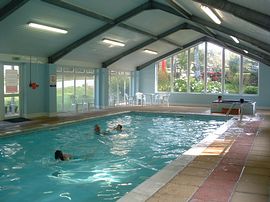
[155,41,259,96]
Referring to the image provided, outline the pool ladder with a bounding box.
[226,102,243,121]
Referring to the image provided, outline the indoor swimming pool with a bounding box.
[0,112,227,201]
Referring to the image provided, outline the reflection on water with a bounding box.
[0,113,226,201]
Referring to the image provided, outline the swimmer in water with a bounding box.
[114,124,123,132]
[54,150,71,161]
[94,124,102,134]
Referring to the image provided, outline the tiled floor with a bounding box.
[1,106,269,202]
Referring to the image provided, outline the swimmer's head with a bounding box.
[94,124,101,133]
[55,150,64,161]
[116,124,122,131]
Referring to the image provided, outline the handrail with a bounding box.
[226,103,236,117]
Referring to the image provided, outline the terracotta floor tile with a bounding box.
[229,144,251,153]
[220,156,246,166]
[156,183,198,199]
[192,184,233,202]
[230,192,269,202]
[202,177,236,190]
[181,167,212,177]
[147,193,189,202]
[239,173,270,184]
[203,146,227,152]
[210,168,242,182]
[214,163,243,173]
[209,141,232,147]
[194,155,222,163]
[188,160,218,170]
[252,146,270,152]
[172,174,206,187]
[253,139,270,146]
[236,181,270,195]
[245,160,270,169]
[189,199,221,202]
[224,151,248,160]
[236,137,256,142]
[249,149,270,157]
[244,166,270,176]
[247,154,270,162]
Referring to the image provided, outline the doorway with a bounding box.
[3,64,20,118]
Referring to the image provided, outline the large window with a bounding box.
[243,57,259,94]
[189,43,205,93]
[173,50,188,92]
[206,43,222,93]
[156,42,259,95]
[57,66,95,112]
[157,58,171,92]
[224,50,240,94]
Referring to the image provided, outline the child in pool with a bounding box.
[94,124,101,134]
[55,150,71,161]
[114,124,123,132]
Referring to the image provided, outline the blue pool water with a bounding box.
[0,112,226,202]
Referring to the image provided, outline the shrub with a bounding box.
[173,78,187,92]
[243,86,258,94]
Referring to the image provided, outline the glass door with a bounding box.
[109,71,131,106]
[4,64,20,118]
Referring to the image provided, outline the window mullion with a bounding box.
[222,48,225,93]
[204,42,207,93]
[240,55,243,94]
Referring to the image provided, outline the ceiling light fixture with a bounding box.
[230,36,240,43]
[200,5,221,25]
[143,49,158,55]
[28,22,68,34]
[102,38,125,47]
[243,50,248,54]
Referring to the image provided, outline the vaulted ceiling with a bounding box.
[0,0,270,71]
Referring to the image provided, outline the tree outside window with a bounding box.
[189,43,205,93]
[243,57,259,94]
[224,50,240,94]
[157,58,171,92]
[173,50,188,92]
[206,42,222,93]
[156,42,259,95]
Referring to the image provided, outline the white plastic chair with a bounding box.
[162,93,170,106]
[154,94,161,105]
[124,93,134,105]
[70,95,79,112]
[82,95,90,112]
[135,92,145,106]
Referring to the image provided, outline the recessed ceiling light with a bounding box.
[143,49,158,55]
[102,38,125,47]
[243,50,248,54]
[230,36,239,43]
[200,5,221,24]
[28,22,68,34]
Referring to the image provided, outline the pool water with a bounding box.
[0,112,226,202]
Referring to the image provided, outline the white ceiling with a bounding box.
[0,0,270,71]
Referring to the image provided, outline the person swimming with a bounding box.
[94,124,102,135]
[55,150,71,161]
[94,124,122,135]
[114,124,123,131]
